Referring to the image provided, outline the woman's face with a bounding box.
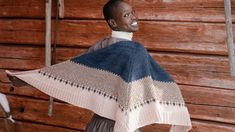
[109,1,139,32]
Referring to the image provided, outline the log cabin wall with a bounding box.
[0,0,235,131]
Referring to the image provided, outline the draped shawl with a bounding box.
[6,41,191,132]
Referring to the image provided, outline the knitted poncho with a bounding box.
[7,41,191,132]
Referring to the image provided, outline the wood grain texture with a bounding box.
[180,85,235,108]
[0,118,81,132]
[144,120,235,132]
[15,121,82,132]
[1,0,235,22]
[3,95,93,130]
[0,118,16,132]
[188,104,235,124]
[131,0,228,8]
[0,19,229,55]
[0,82,49,100]
[190,120,235,132]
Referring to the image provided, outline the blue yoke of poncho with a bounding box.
[71,41,174,82]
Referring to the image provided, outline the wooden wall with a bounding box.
[0,0,235,131]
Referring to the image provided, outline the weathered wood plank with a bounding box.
[5,95,93,130]
[0,45,84,69]
[180,85,235,108]
[0,45,229,71]
[190,120,235,132]
[0,45,84,61]
[144,120,235,132]
[143,124,170,132]
[151,53,235,89]
[0,82,49,100]
[0,70,9,83]
[131,0,228,8]
[0,0,229,9]
[137,21,227,55]
[0,82,70,106]
[0,19,45,45]
[0,58,43,70]
[188,104,235,124]
[152,53,229,74]
[0,45,42,59]
[0,19,229,55]
[169,68,235,90]
[1,0,235,22]
[135,7,227,22]
[0,118,15,132]
[0,118,81,132]
[15,121,82,132]
[0,45,229,72]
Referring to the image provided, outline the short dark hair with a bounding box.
[103,0,124,27]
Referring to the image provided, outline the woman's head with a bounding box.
[103,0,139,32]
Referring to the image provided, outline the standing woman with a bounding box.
[7,0,192,132]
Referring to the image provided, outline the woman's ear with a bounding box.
[108,19,118,29]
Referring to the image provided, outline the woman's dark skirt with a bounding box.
[85,114,143,132]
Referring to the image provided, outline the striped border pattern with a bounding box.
[39,61,186,111]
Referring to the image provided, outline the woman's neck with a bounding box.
[111,30,133,40]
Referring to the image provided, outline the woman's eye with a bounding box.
[124,13,130,17]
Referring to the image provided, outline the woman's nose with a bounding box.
[131,12,137,20]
